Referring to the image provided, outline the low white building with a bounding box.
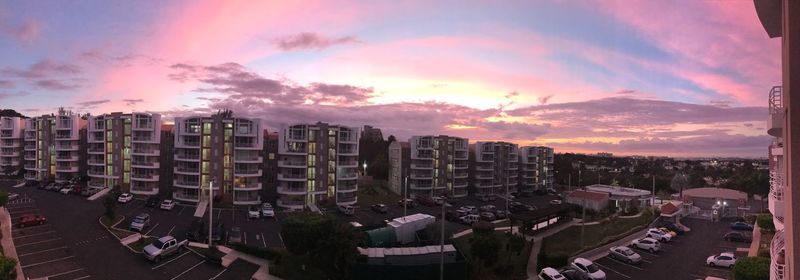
[584,184,653,210]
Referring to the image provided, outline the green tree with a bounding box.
[281,213,329,255]
[506,233,526,262]
[670,173,690,197]
[0,255,16,280]
[470,233,500,266]
[280,213,361,280]
[103,195,116,219]
[0,191,9,208]
[732,256,769,280]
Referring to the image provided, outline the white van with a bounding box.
[338,205,355,216]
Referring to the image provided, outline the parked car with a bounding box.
[547,188,559,195]
[559,269,590,280]
[550,199,563,205]
[433,196,445,205]
[371,204,388,214]
[18,214,46,228]
[59,185,74,194]
[415,196,436,206]
[460,214,480,225]
[630,237,661,253]
[658,227,678,238]
[160,199,176,210]
[478,195,496,202]
[538,267,566,280]
[480,205,497,212]
[7,193,19,201]
[660,222,686,235]
[730,221,754,231]
[460,205,478,214]
[570,257,606,280]
[494,210,507,219]
[261,203,275,218]
[646,228,672,242]
[117,193,133,203]
[130,213,151,232]
[145,197,159,207]
[228,227,242,244]
[143,236,187,262]
[723,231,752,243]
[186,220,206,242]
[397,198,416,208]
[38,182,51,190]
[338,205,355,216]
[480,211,496,221]
[706,252,737,268]
[247,206,260,219]
[609,246,641,264]
[445,210,462,221]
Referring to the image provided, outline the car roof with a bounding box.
[573,257,593,265]
[641,237,658,242]
[136,213,150,218]
[720,252,736,257]
[541,267,562,275]
[157,236,174,242]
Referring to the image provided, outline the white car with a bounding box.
[538,267,566,280]
[248,206,261,219]
[630,237,661,253]
[160,200,176,210]
[706,252,737,268]
[609,246,641,264]
[117,193,133,203]
[646,228,672,242]
[460,214,480,225]
[59,185,73,194]
[8,193,19,200]
[460,206,478,214]
[550,199,563,205]
[480,205,497,212]
[261,203,275,218]
[570,257,606,280]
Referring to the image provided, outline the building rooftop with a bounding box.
[682,187,747,201]
[567,190,609,202]
[585,184,652,197]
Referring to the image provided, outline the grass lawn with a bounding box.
[129,236,157,253]
[100,216,135,240]
[355,183,399,209]
[452,231,532,280]
[269,251,327,280]
[543,210,654,257]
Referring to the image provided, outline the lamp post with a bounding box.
[404,175,408,219]
[440,195,446,280]
[579,169,585,249]
[208,181,214,247]
[363,161,368,176]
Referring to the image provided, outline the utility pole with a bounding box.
[440,195,446,280]
[208,181,213,247]
[579,169,585,249]
[568,174,571,192]
[404,175,408,219]
[651,175,656,207]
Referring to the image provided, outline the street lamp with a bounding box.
[363,161,368,176]
[208,181,214,247]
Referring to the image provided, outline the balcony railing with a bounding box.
[278,187,306,194]
[771,171,785,202]
[175,154,200,160]
[768,86,784,137]
[132,173,157,180]
[278,160,305,167]
[338,196,357,203]
[772,230,786,280]
[175,166,200,173]
[278,174,306,180]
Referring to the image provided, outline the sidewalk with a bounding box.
[0,207,25,280]
[217,246,284,280]
[525,219,578,279]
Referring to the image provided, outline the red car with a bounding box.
[18,214,46,228]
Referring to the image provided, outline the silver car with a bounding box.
[608,246,641,264]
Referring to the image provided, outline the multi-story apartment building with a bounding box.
[173,115,263,205]
[407,135,469,198]
[86,113,162,195]
[0,117,24,175]
[767,86,786,280]
[262,131,279,203]
[23,110,83,182]
[519,146,555,194]
[387,140,410,196]
[276,123,360,210]
[471,141,519,196]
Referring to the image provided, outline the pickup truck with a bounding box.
[143,236,187,262]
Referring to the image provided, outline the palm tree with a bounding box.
[670,173,690,198]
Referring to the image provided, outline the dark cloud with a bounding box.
[0,80,13,89]
[122,99,144,106]
[0,91,30,99]
[0,19,41,44]
[555,133,771,158]
[34,79,81,90]
[2,59,81,79]
[273,32,361,51]
[538,94,554,105]
[76,100,110,108]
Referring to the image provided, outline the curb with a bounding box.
[98,216,142,254]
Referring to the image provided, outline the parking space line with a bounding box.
[144,223,160,236]
[604,256,644,270]
[21,255,75,268]
[167,225,176,236]
[9,208,39,215]
[243,232,247,245]
[13,230,56,239]
[151,251,191,270]
[18,246,68,257]
[41,268,84,278]
[71,276,90,280]
[260,233,266,248]
[593,262,631,279]
[178,206,186,215]
[216,209,221,222]
[170,259,206,280]
[634,249,660,257]
[209,268,228,280]
[278,233,285,247]
[16,237,61,247]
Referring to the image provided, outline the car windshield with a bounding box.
[586,263,600,273]
[153,240,165,248]
[621,248,634,255]
[133,218,145,223]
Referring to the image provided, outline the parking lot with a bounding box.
[6,193,91,280]
[592,218,746,280]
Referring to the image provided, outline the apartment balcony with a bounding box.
[233,193,261,205]
[476,165,493,171]
[339,160,358,167]
[174,166,200,175]
[338,172,358,180]
[88,136,104,143]
[55,154,78,161]
[132,148,159,156]
[0,141,19,148]
[132,136,157,143]
[131,173,159,182]
[411,163,433,169]
[771,230,786,280]
[339,150,357,156]
[409,172,432,180]
[24,163,35,170]
[54,144,79,151]
[173,192,200,203]
[130,184,158,196]
[455,171,468,178]
[88,181,106,189]
[454,182,468,188]
[277,187,307,195]
[767,86,784,137]
[452,188,468,198]
[234,155,263,163]
[455,163,468,169]
[54,133,77,140]
[769,171,785,229]
[175,141,200,148]
[277,198,306,209]
[87,147,104,154]
[475,182,496,189]
[338,183,357,192]
[234,142,261,150]
[174,179,201,189]
[278,160,306,168]
[132,161,160,169]
[475,173,493,180]
[87,169,107,177]
[174,153,200,162]
[0,150,19,157]
[234,168,262,177]
[87,158,105,166]
[409,183,433,190]
[24,172,37,180]
[24,145,35,151]
[235,183,262,191]
[278,173,306,181]
[337,196,357,205]
[282,147,308,155]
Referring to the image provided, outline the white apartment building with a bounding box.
[519,146,554,194]
[408,135,469,198]
[23,110,83,182]
[277,123,359,210]
[472,141,519,196]
[86,113,162,194]
[0,117,24,175]
[173,115,263,205]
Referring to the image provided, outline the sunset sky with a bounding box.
[0,1,780,157]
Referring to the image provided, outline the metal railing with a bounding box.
[772,230,786,280]
[770,86,783,114]
[771,171,785,202]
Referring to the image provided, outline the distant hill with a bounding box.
[0,109,27,118]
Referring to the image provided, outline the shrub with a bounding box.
[757,248,770,259]
[732,257,769,280]
[472,221,494,235]
[757,214,775,232]
[229,243,282,261]
[0,256,16,280]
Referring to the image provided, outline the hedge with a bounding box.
[229,243,282,261]
[732,256,769,280]
[756,214,774,232]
